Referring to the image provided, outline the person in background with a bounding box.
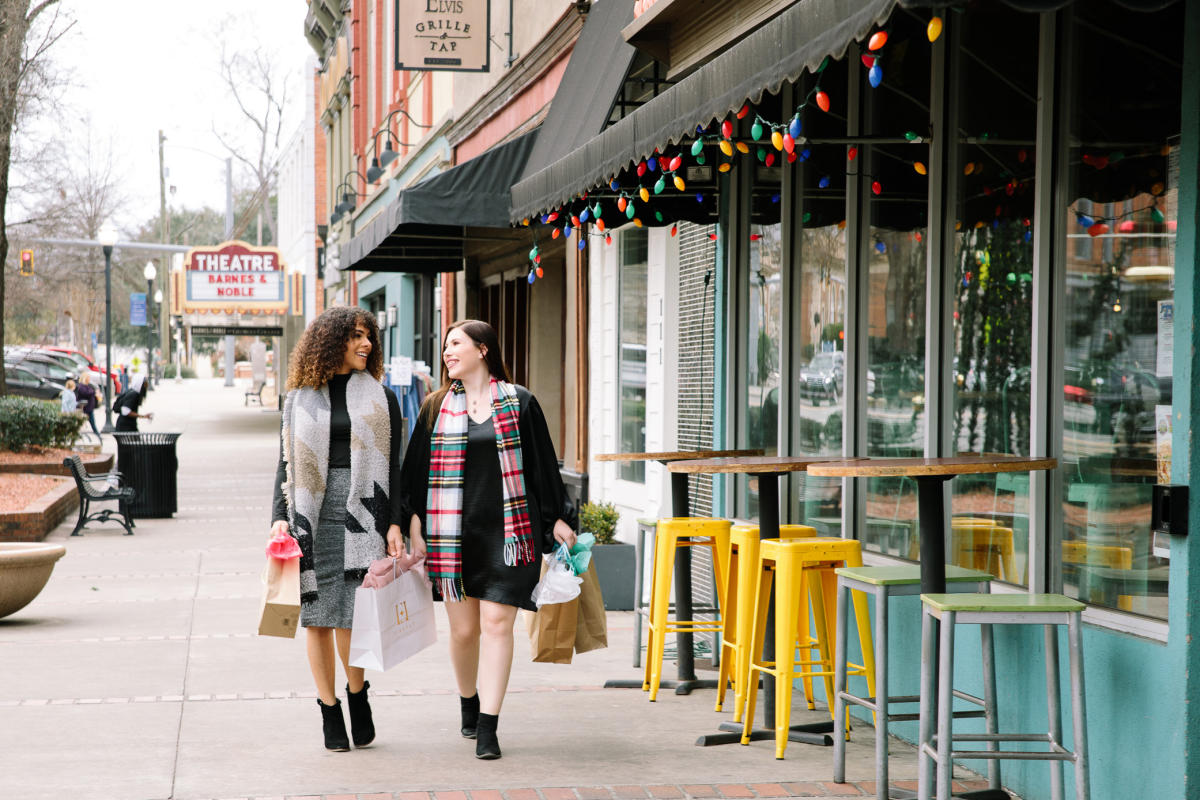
[399,319,577,760]
[113,374,152,432]
[59,378,77,415]
[74,371,101,439]
[271,306,408,752]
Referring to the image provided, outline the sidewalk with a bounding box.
[0,378,988,800]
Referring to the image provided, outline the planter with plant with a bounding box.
[579,501,635,611]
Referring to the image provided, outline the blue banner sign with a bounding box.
[130,293,147,326]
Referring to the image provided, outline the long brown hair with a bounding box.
[286,306,384,390]
[418,319,512,430]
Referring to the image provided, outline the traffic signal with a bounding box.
[18,249,33,276]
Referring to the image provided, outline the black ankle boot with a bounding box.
[475,712,501,759]
[460,693,480,739]
[346,681,375,747]
[318,698,350,751]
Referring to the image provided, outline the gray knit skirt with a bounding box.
[300,467,358,629]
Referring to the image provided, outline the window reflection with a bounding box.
[1059,2,1181,618]
[743,223,783,519]
[948,5,1039,585]
[859,10,930,557]
[619,229,648,482]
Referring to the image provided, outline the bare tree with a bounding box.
[213,19,290,246]
[8,127,127,349]
[0,0,69,394]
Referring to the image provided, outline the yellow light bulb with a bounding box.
[719,140,734,157]
[718,163,732,173]
[674,175,685,191]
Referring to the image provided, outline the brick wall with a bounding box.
[0,479,78,542]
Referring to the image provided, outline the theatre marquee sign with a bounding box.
[181,241,288,313]
[395,0,489,72]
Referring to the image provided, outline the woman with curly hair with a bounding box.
[399,319,577,759]
[271,306,414,751]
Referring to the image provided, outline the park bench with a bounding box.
[245,381,266,406]
[62,455,135,536]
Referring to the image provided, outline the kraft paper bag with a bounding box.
[573,562,608,655]
[349,568,437,671]
[528,594,579,663]
[258,556,301,638]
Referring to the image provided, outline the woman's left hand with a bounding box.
[552,519,577,550]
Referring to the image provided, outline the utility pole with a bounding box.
[224,157,235,387]
[158,131,171,377]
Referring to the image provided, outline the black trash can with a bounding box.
[113,432,181,518]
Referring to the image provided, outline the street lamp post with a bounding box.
[99,225,118,433]
[144,261,157,390]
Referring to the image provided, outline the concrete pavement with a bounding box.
[0,378,987,800]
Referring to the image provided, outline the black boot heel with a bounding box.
[461,693,480,739]
[346,681,376,747]
[318,698,350,751]
[475,712,501,759]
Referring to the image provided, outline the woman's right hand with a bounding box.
[270,519,290,539]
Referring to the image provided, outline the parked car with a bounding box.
[4,353,77,386]
[3,364,66,401]
[799,351,844,404]
[40,346,122,393]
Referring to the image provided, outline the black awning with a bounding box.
[346,129,540,274]
[511,0,900,222]
[517,0,636,187]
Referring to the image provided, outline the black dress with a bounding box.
[400,386,578,612]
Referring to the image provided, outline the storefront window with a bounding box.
[743,223,783,518]
[861,11,930,557]
[1059,2,1182,619]
[948,5,1039,585]
[619,229,649,482]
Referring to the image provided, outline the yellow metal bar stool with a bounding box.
[644,517,732,701]
[741,537,875,759]
[717,524,817,719]
[831,565,996,800]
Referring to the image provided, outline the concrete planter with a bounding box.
[0,542,66,618]
[590,543,636,611]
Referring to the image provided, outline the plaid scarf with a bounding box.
[427,377,535,600]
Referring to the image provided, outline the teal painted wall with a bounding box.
[356,272,417,361]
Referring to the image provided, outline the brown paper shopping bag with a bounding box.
[573,562,608,654]
[258,556,301,638]
[528,596,579,663]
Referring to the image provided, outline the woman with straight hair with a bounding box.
[399,319,577,760]
[271,306,409,751]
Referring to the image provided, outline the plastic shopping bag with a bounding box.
[349,558,437,671]
[531,544,583,608]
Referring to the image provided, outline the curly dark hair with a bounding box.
[286,306,384,390]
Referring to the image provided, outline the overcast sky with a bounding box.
[48,1,315,230]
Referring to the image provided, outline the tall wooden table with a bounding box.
[595,449,763,693]
[669,455,846,747]
[807,456,1057,800]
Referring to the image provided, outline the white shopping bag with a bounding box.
[349,567,437,671]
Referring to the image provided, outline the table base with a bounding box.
[603,677,720,695]
[695,719,835,748]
